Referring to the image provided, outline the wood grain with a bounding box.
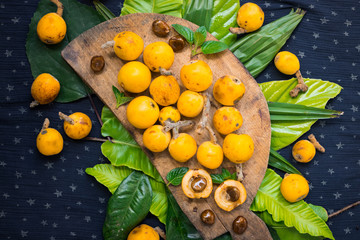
[62,13,272,240]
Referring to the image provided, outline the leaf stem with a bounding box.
[328,200,360,218]
[84,136,141,148]
[87,93,112,143]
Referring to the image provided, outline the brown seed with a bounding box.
[191,176,207,192]
[90,56,105,72]
[200,209,215,225]
[233,216,247,234]
[169,35,185,52]
[226,186,240,202]
[152,20,170,37]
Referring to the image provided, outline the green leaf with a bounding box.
[210,173,225,184]
[120,0,183,18]
[194,26,207,47]
[26,0,104,102]
[309,204,328,222]
[86,164,168,224]
[269,148,301,175]
[214,233,232,240]
[172,24,194,44]
[209,0,239,45]
[201,40,228,54]
[250,169,334,239]
[166,167,189,186]
[103,171,153,240]
[260,78,342,150]
[269,102,343,121]
[256,211,324,240]
[149,180,168,224]
[268,102,343,117]
[211,168,236,184]
[85,164,133,194]
[112,86,134,108]
[230,9,305,78]
[183,0,213,30]
[93,0,116,20]
[166,191,202,240]
[222,168,231,179]
[101,106,163,182]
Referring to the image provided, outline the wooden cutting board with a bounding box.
[62,13,272,240]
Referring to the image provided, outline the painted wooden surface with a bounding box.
[62,13,272,240]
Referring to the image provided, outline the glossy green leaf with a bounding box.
[120,0,183,17]
[269,102,343,121]
[250,169,334,239]
[209,0,239,45]
[85,164,133,194]
[211,168,236,184]
[101,106,163,182]
[268,102,343,117]
[149,180,168,224]
[166,167,189,186]
[172,24,194,44]
[210,174,225,184]
[183,0,213,30]
[103,171,152,240]
[309,204,328,222]
[214,233,232,240]
[269,148,301,175]
[26,0,104,102]
[86,164,168,224]
[256,211,324,240]
[166,191,202,240]
[260,78,342,150]
[230,9,305,78]
[93,0,116,20]
[194,26,207,47]
[201,40,228,54]
[112,86,134,108]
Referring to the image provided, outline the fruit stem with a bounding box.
[308,134,325,153]
[196,93,210,134]
[58,112,75,125]
[101,40,115,49]
[50,0,64,17]
[205,125,217,144]
[164,120,194,139]
[154,226,166,240]
[41,118,50,131]
[328,200,360,219]
[290,70,308,98]
[229,27,247,35]
[159,67,173,76]
[236,163,244,182]
[30,100,40,108]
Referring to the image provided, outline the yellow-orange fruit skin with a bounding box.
[213,107,243,135]
[37,13,67,44]
[36,128,63,156]
[31,73,60,105]
[292,140,316,163]
[274,51,300,75]
[180,60,213,92]
[280,174,309,203]
[63,112,92,140]
[113,31,144,61]
[117,61,151,93]
[126,96,159,129]
[213,75,245,106]
[150,75,180,106]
